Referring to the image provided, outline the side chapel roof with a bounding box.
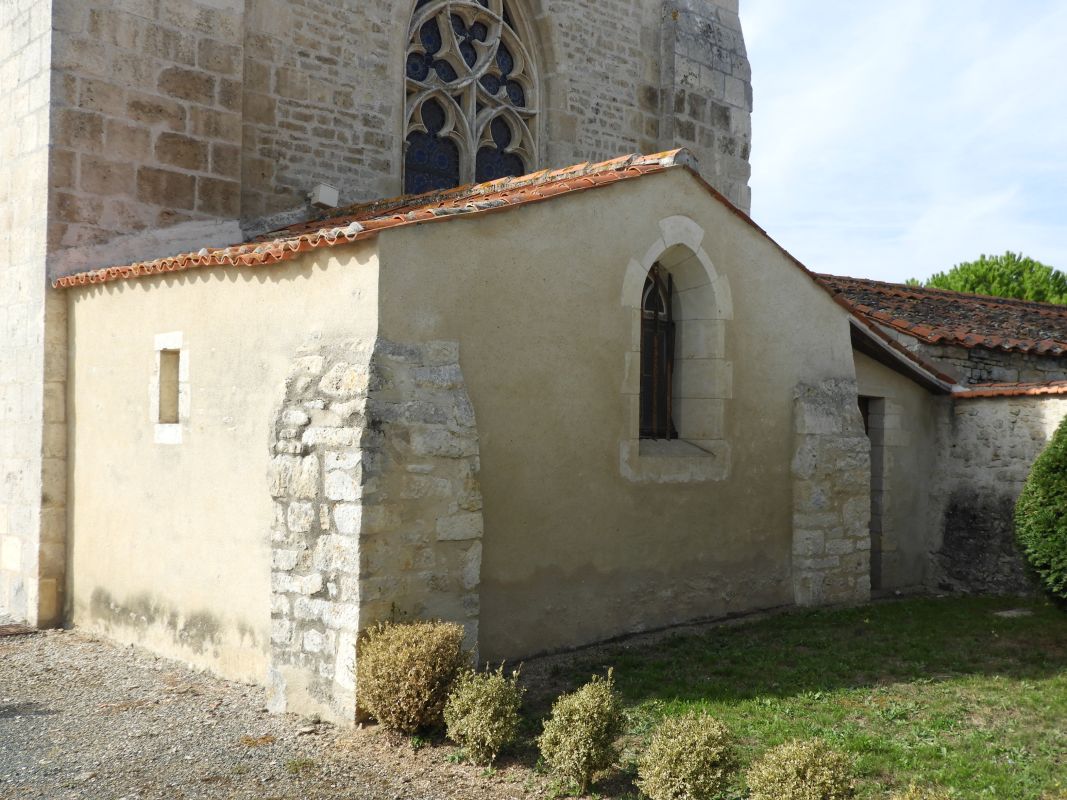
[51,149,1067,399]
[820,274,1067,357]
[53,150,708,289]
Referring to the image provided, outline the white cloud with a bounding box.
[743,0,1067,283]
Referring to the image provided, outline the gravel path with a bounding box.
[0,630,541,800]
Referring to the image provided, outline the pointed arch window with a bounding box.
[640,264,677,440]
[405,0,538,194]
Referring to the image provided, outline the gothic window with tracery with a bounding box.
[640,264,677,440]
[405,0,538,195]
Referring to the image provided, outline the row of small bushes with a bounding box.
[356,620,951,799]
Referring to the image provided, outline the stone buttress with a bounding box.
[266,338,483,723]
[791,379,872,606]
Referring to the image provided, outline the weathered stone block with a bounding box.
[287,502,315,533]
[324,470,359,502]
[196,176,240,216]
[436,512,483,541]
[125,92,187,131]
[105,120,152,161]
[55,108,103,150]
[136,166,195,209]
[157,66,216,105]
[155,132,209,171]
[79,155,135,197]
[333,503,362,535]
[319,363,369,399]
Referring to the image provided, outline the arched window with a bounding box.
[640,264,677,440]
[405,0,538,194]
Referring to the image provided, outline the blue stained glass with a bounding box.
[459,40,477,66]
[505,80,525,106]
[421,99,447,134]
[476,146,525,183]
[406,129,460,194]
[497,42,514,76]
[476,116,524,182]
[434,59,457,82]
[480,73,501,95]
[451,14,482,67]
[407,52,431,81]
[490,117,511,147]
[420,20,442,54]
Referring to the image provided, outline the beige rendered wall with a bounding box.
[853,351,944,591]
[376,169,858,660]
[66,244,378,681]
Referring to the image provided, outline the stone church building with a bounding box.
[2,0,1065,723]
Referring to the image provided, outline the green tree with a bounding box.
[1015,415,1067,600]
[908,252,1067,304]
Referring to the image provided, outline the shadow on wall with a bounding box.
[934,491,1038,596]
[88,588,260,657]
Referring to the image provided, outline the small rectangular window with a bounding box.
[158,349,180,424]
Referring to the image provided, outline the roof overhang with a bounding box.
[848,318,955,395]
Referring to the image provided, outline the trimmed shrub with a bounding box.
[1015,415,1067,599]
[745,739,855,800]
[356,620,468,734]
[444,665,525,765]
[636,712,739,800]
[888,786,953,800]
[538,671,624,795]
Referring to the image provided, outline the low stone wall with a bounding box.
[267,338,483,723]
[931,396,1067,594]
[791,379,872,606]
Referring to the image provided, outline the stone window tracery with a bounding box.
[405,0,538,195]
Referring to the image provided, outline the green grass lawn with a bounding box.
[525,596,1067,799]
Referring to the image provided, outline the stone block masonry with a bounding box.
[791,379,872,606]
[2,0,753,629]
[0,0,63,628]
[931,396,1067,594]
[48,0,245,259]
[267,338,484,724]
[659,0,752,211]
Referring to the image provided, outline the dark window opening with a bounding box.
[404,99,461,195]
[640,264,677,439]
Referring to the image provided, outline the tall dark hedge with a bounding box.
[1015,416,1067,599]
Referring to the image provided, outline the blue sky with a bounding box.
[742,0,1067,283]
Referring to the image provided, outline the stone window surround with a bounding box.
[619,215,733,483]
[150,332,189,445]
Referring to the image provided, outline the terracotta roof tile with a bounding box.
[956,380,1067,399]
[54,150,696,289]
[820,274,1067,356]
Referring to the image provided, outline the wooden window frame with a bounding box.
[640,264,677,440]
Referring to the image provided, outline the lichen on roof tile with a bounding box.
[821,274,1067,356]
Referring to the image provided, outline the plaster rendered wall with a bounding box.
[376,168,856,660]
[931,396,1067,594]
[853,352,945,590]
[0,0,61,627]
[65,244,378,681]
